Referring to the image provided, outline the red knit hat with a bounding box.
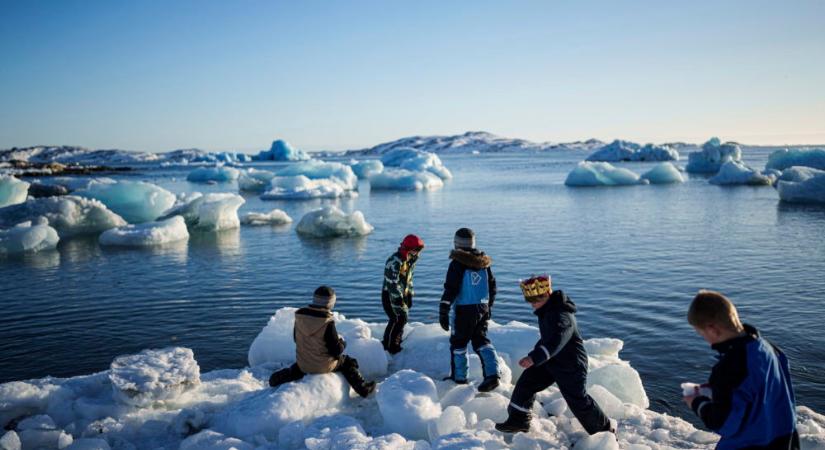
[399,234,424,258]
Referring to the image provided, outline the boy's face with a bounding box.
[529,294,550,310]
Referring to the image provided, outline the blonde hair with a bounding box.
[687,290,744,332]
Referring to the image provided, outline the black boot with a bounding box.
[477,375,500,393]
[339,356,375,398]
[495,409,530,433]
[269,364,303,388]
[355,381,377,398]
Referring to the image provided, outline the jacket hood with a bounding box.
[712,323,759,354]
[535,290,577,316]
[297,306,332,334]
[449,249,491,269]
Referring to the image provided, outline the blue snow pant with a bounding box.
[449,304,499,382]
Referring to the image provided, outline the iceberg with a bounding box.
[640,162,685,184]
[564,161,645,187]
[766,148,825,171]
[186,166,241,183]
[0,218,59,256]
[109,347,200,407]
[369,169,445,191]
[252,140,311,161]
[0,175,30,208]
[99,216,190,247]
[275,160,358,191]
[380,148,452,180]
[349,159,384,179]
[295,206,373,238]
[240,209,292,226]
[776,166,825,204]
[686,137,743,174]
[709,161,775,186]
[76,180,176,224]
[237,168,275,192]
[587,141,679,162]
[0,196,126,238]
[160,193,245,231]
[261,176,355,200]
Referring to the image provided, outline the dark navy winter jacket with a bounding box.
[691,324,798,450]
[527,290,588,370]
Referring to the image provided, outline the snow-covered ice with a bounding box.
[2,310,825,449]
[76,180,176,224]
[160,193,245,231]
[99,216,190,247]
[349,160,384,179]
[0,175,29,208]
[252,140,311,161]
[766,148,825,172]
[709,161,775,186]
[565,162,645,187]
[240,209,292,226]
[261,176,355,200]
[275,161,358,191]
[186,166,241,183]
[0,218,59,256]
[380,148,452,180]
[295,206,373,238]
[0,196,126,238]
[237,168,276,192]
[686,137,743,174]
[776,166,825,204]
[369,169,445,191]
[640,162,685,184]
[586,141,680,162]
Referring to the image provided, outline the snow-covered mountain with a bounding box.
[0,146,250,166]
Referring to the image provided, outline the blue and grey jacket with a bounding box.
[440,249,496,310]
[691,324,798,450]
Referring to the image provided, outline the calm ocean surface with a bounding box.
[2,148,824,423]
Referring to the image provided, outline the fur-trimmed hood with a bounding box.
[449,249,492,269]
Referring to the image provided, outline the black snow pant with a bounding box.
[509,362,610,435]
[449,304,497,380]
[268,355,370,395]
[382,290,408,352]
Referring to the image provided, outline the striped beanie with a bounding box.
[454,228,476,250]
[312,285,337,310]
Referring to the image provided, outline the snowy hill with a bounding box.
[0,146,250,166]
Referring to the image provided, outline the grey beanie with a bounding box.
[454,227,476,250]
[312,285,337,309]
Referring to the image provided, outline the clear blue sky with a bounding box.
[1,0,823,152]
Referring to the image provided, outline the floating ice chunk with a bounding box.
[377,370,441,440]
[108,347,200,407]
[186,166,241,183]
[0,431,21,450]
[261,175,354,200]
[0,219,59,256]
[161,193,245,231]
[253,140,311,161]
[99,216,190,247]
[776,166,825,204]
[381,148,452,180]
[686,137,742,174]
[640,162,685,184]
[709,161,774,185]
[370,169,445,191]
[565,161,645,187]
[349,159,384,179]
[0,175,29,208]
[77,180,176,223]
[276,160,358,190]
[295,205,373,238]
[63,438,111,450]
[0,195,126,238]
[240,209,292,226]
[766,148,825,171]
[237,168,276,192]
[587,141,679,162]
[179,430,253,450]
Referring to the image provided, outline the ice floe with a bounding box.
[160,193,245,231]
[252,140,311,162]
[295,206,373,238]
[586,140,679,162]
[0,175,30,208]
[776,166,825,204]
[240,209,292,226]
[709,161,775,186]
[348,160,384,179]
[76,180,176,224]
[640,162,685,184]
[369,169,445,191]
[261,176,356,200]
[380,148,452,180]
[0,196,126,238]
[237,168,276,192]
[766,148,825,171]
[99,216,190,247]
[685,137,743,174]
[0,218,59,256]
[275,161,358,191]
[186,166,241,183]
[565,162,645,187]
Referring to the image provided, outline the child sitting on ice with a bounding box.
[268,286,376,397]
[683,290,798,449]
[496,275,616,435]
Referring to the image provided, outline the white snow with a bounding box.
[640,162,685,184]
[275,160,359,191]
[766,148,825,171]
[2,310,824,450]
[369,169,445,191]
[76,180,176,224]
[709,161,775,186]
[99,216,190,247]
[380,148,452,180]
[0,196,126,237]
[565,162,646,187]
[349,160,385,179]
[186,166,241,183]
[295,206,373,238]
[161,193,245,231]
[0,218,59,256]
[252,140,311,161]
[685,137,743,174]
[586,141,680,162]
[261,175,355,200]
[237,168,276,192]
[0,175,29,208]
[240,209,292,226]
[776,166,825,204]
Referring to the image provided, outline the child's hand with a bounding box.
[683,393,697,408]
[519,356,534,368]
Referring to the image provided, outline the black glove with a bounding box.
[439,303,450,331]
[405,293,413,309]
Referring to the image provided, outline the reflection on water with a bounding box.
[297,234,369,261]
[190,228,242,258]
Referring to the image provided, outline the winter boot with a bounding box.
[495,409,531,433]
[339,356,375,397]
[355,381,377,398]
[269,364,303,388]
[477,375,500,393]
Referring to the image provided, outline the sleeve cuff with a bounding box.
[691,396,711,415]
